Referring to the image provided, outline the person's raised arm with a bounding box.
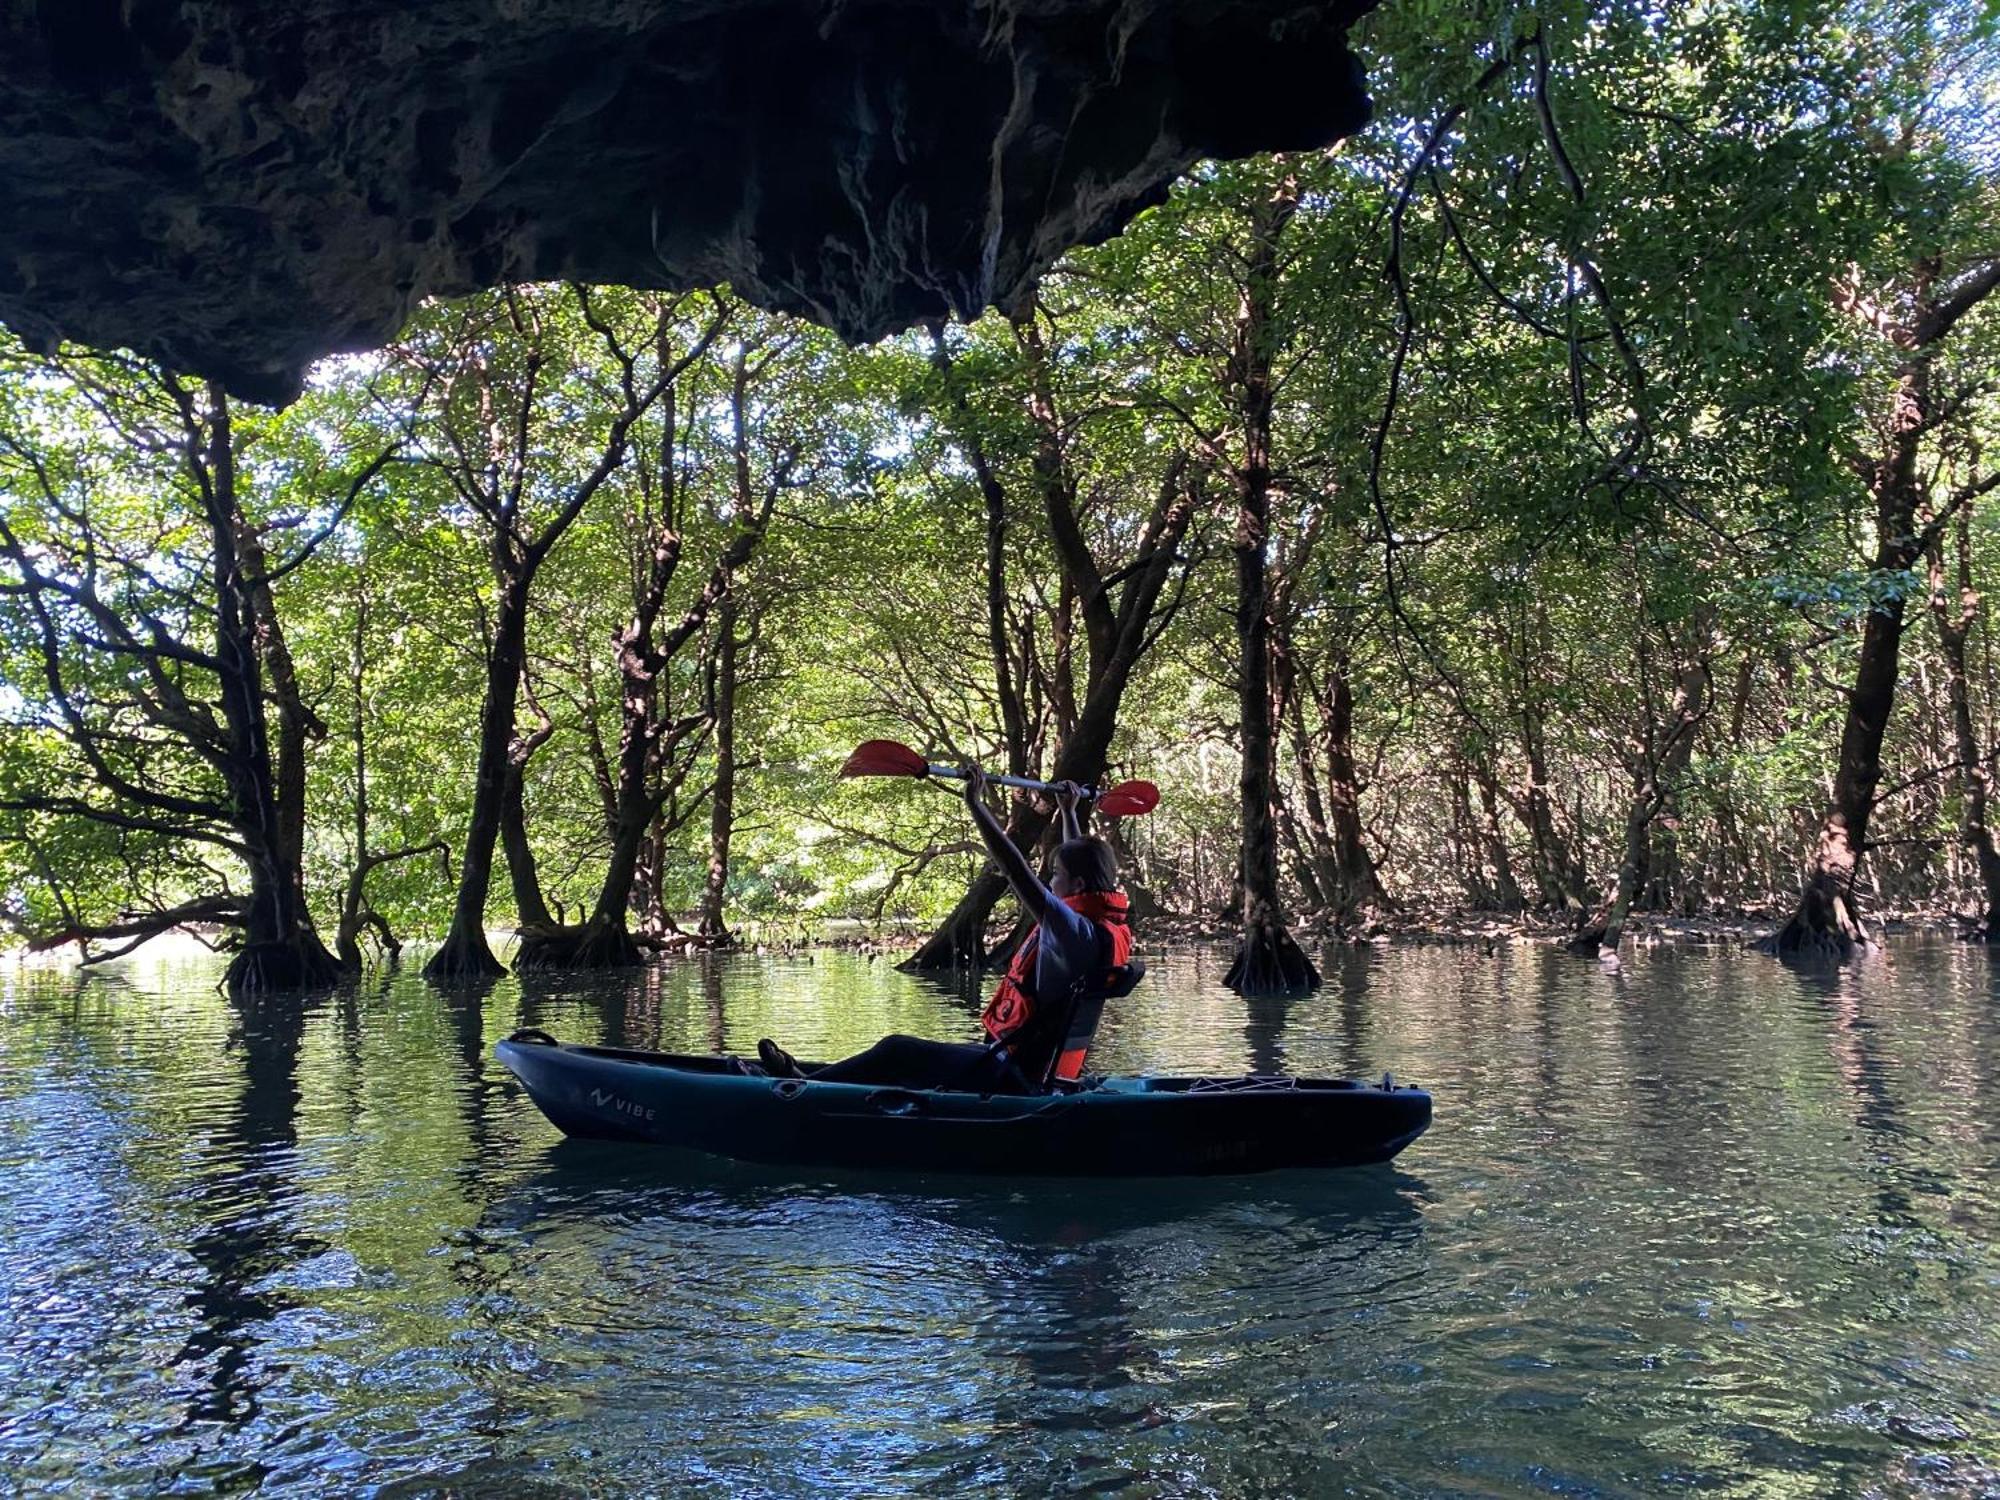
[961,766,1053,923]
[1053,781,1085,842]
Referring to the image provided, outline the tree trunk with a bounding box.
[1223,182,1318,996]
[336,592,372,976]
[1313,653,1388,926]
[333,581,446,970]
[500,705,557,932]
[1229,586,1318,993]
[203,386,340,994]
[425,572,527,981]
[903,324,1197,971]
[1703,655,1758,911]
[1568,795,1654,959]
[698,602,740,946]
[1766,251,2000,952]
[1273,624,1338,920]
[1519,698,1584,911]
[1471,763,1526,911]
[1572,653,1708,959]
[1102,818,1170,920]
[905,537,1190,972]
[1767,359,1931,959]
[523,349,775,973]
[231,506,318,914]
[337,586,376,972]
[901,335,1037,970]
[516,776,654,971]
[1929,511,2000,935]
[420,289,720,980]
[633,822,679,939]
[901,807,1054,970]
[1448,768,1494,908]
[1278,794,1329,915]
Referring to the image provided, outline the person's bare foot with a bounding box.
[757,1038,804,1078]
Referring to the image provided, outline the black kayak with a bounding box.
[494,1032,1433,1177]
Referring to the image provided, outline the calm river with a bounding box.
[1,939,1996,1496]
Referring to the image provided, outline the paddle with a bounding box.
[839,739,1160,817]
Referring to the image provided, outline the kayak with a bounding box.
[494,1031,1433,1176]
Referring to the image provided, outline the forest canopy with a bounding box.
[1,0,1997,993]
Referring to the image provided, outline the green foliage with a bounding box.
[3,0,1998,956]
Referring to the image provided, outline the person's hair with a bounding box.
[1055,837,1119,893]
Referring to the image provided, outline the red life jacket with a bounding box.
[981,890,1133,1055]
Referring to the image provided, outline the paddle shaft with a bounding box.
[839,739,1154,814]
[919,763,1095,799]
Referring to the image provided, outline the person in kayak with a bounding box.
[757,766,1133,1091]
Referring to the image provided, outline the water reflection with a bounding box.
[472,1146,1430,1493]
[699,957,725,1055]
[0,942,1996,1495]
[172,993,320,1447]
[1238,947,1375,1079]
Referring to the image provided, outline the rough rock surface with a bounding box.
[0,0,1376,403]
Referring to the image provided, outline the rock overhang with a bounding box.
[0,0,1378,405]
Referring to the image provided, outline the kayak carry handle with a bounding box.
[507,1028,561,1047]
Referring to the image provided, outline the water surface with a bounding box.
[2,940,1997,1495]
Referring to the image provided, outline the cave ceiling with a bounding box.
[0,0,1377,403]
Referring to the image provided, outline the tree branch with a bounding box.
[23,892,246,955]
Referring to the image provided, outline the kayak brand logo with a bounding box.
[587,1087,656,1122]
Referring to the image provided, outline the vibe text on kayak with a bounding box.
[587,1088,657,1121]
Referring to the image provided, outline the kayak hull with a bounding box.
[494,1037,1432,1176]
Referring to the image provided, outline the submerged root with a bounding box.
[423,926,508,983]
[1567,900,1628,959]
[225,934,342,997]
[1224,920,1322,996]
[1565,924,1610,959]
[1948,899,2000,941]
[513,919,645,971]
[1760,877,1874,960]
[899,912,993,972]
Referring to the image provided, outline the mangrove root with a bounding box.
[1223,920,1322,996]
[225,935,343,997]
[1760,876,1875,960]
[513,919,646,972]
[423,928,509,983]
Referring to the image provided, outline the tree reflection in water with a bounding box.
[170,992,322,1449]
[3,943,1997,1494]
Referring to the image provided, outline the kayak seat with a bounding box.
[1036,959,1145,1090]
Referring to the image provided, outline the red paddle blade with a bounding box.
[840,739,932,778]
[1096,780,1159,817]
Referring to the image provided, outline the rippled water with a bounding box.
[2,938,1997,1496]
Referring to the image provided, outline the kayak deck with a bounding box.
[495,1034,1432,1177]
